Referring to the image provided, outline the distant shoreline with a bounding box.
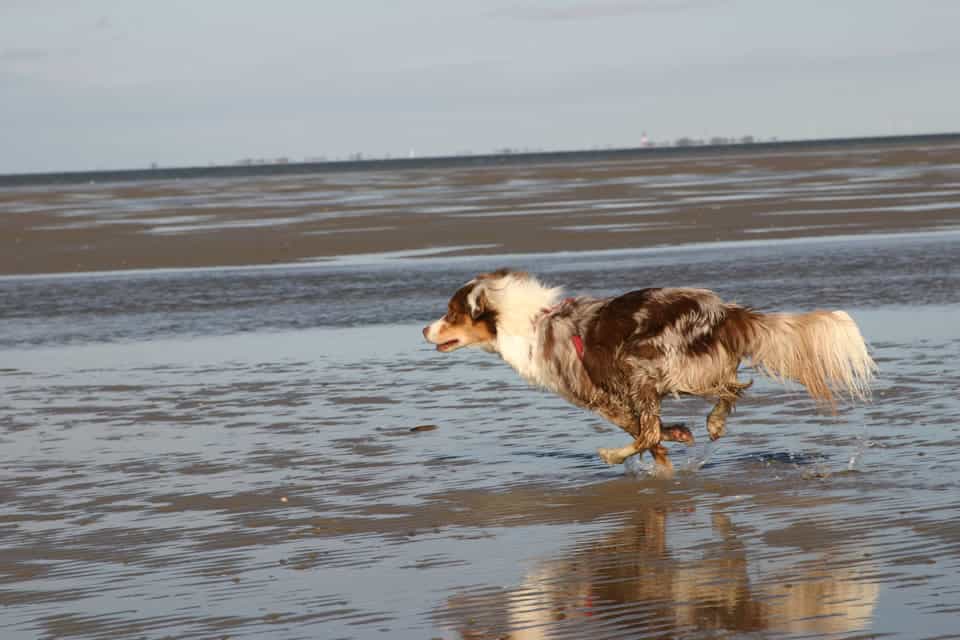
[3,131,960,188]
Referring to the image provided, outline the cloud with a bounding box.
[494,0,725,21]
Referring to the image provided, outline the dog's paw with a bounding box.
[706,415,726,441]
[597,447,625,465]
[661,423,694,445]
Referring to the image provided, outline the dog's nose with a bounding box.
[422,325,430,339]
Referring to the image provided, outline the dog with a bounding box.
[423,269,876,472]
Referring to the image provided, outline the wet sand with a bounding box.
[2,142,960,639]
[2,140,960,275]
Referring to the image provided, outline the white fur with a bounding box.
[750,310,877,406]
[423,318,446,343]
[480,273,562,384]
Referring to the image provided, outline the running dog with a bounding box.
[423,269,875,472]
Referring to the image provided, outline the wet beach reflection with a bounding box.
[438,494,879,638]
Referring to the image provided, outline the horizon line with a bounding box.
[2,131,959,187]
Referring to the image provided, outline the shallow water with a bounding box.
[2,230,959,639]
[2,230,958,349]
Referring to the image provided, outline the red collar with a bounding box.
[571,334,584,360]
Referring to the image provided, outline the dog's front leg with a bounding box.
[597,410,664,467]
[597,425,693,464]
[597,438,674,475]
[661,423,695,444]
[596,405,649,465]
[597,441,643,465]
[649,444,673,475]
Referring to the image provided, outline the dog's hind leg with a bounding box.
[706,379,753,441]
[706,399,732,441]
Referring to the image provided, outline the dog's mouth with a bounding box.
[437,339,459,352]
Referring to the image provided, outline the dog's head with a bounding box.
[422,269,520,352]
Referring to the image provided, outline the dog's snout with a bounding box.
[422,325,430,339]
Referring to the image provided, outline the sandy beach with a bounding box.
[3,140,960,275]
[2,140,959,639]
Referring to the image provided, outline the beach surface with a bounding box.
[3,140,960,275]
[2,141,959,639]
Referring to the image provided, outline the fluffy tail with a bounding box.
[743,309,877,408]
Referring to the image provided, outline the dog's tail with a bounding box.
[734,308,876,408]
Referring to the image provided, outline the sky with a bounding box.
[1,0,959,174]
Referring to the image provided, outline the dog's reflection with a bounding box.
[440,507,877,639]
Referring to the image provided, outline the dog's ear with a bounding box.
[470,291,488,320]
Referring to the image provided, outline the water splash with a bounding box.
[620,439,719,478]
[682,440,719,472]
[847,427,876,472]
[623,454,656,478]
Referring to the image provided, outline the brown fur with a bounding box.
[422,281,498,352]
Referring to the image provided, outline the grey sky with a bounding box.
[2,0,958,173]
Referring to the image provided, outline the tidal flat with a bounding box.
[2,142,959,639]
